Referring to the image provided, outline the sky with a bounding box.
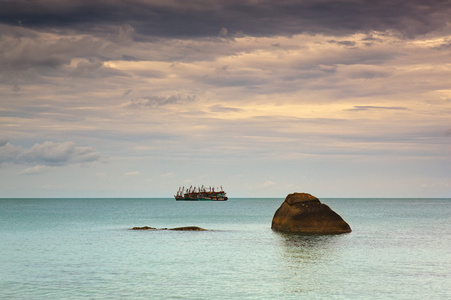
[0,0,450,198]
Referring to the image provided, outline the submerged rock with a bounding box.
[169,226,208,231]
[131,226,208,231]
[271,193,351,234]
[131,226,157,230]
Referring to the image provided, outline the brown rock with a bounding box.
[131,226,157,230]
[271,193,351,234]
[169,226,207,231]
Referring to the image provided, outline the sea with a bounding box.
[0,198,449,299]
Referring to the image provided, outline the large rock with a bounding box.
[271,193,351,234]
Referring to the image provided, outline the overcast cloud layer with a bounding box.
[1,0,450,197]
[2,0,451,38]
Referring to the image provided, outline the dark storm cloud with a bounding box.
[1,0,450,38]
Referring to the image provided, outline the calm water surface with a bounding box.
[0,198,450,299]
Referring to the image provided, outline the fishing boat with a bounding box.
[174,185,228,201]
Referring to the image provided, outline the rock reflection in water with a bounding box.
[274,232,343,295]
[278,233,339,263]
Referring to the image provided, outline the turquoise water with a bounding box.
[0,198,450,299]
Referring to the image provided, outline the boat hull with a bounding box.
[175,197,228,201]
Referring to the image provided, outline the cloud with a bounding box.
[218,27,229,38]
[22,142,101,164]
[434,39,451,50]
[70,59,104,77]
[116,23,135,45]
[346,106,409,112]
[263,181,275,187]
[125,171,141,177]
[0,142,22,164]
[1,1,450,38]
[328,39,356,47]
[209,104,242,113]
[20,165,52,175]
[348,69,391,79]
[0,25,115,83]
[0,141,101,166]
[124,95,196,109]
[0,29,102,69]
[161,172,174,177]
